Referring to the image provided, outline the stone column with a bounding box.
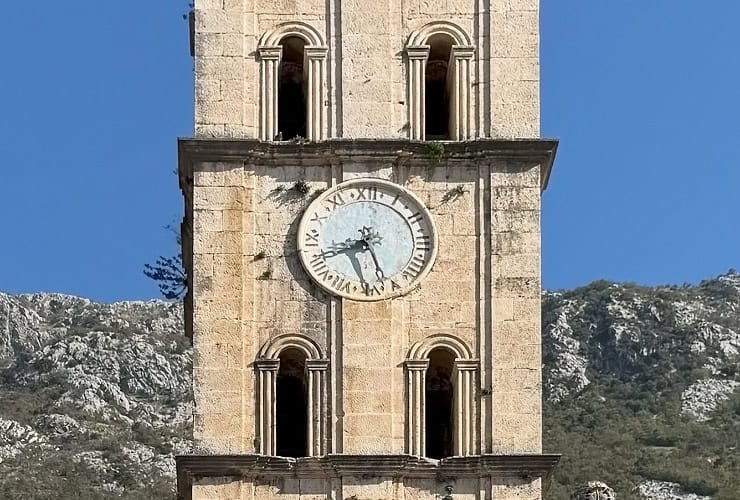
[306,359,329,456]
[255,359,280,455]
[406,46,430,141]
[258,46,282,141]
[404,359,429,456]
[453,359,478,456]
[450,46,475,140]
[305,47,328,141]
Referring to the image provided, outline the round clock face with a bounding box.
[297,178,438,301]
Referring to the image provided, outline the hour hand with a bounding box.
[322,238,357,257]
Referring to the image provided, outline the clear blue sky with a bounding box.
[1,1,738,302]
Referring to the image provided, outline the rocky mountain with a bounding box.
[0,271,738,499]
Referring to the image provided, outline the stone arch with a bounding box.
[255,334,328,457]
[260,21,325,48]
[258,333,322,360]
[405,21,475,141]
[405,334,477,457]
[257,22,328,141]
[407,333,473,361]
[407,20,472,47]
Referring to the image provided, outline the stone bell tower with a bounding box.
[176,0,558,499]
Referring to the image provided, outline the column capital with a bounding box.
[404,359,430,371]
[451,45,476,60]
[306,359,330,371]
[305,46,329,60]
[406,45,430,60]
[454,359,479,372]
[255,358,280,372]
[258,46,282,61]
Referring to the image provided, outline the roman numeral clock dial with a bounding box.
[297,178,438,301]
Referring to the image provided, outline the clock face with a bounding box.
[297,178,438,301]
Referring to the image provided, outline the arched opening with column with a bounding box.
[406,22,475,141]
[405,334,478,458]
[255,335,329,457]
[258,22,328,142]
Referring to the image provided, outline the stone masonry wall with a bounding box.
[191,474,542,500]
[187,145,544,459]
[191,0,539,139]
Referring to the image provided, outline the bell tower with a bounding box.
[177,1,559,499]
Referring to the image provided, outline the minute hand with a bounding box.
[363,240,385,280]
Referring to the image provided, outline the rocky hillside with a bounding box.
[0,271,738,499]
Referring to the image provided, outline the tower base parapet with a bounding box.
[176,454,560,500]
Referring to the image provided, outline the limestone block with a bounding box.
[342,368,393,392]
[491,164,540,188]
[494,253,540,279]
[194,389,242,414]
[193,318,243,345]
[196,79,222,104]
[493,344,541,369]
[194,412,242,439]
[195,0,224,10]
[512,297,540,321]
[495,320,539,345]
[494,231,540,255]
[195,123,226,137]
[194,342,244,369]
[195,9,243,34]
[194,368,243,393]
[494,389,542,416]
[492,186,540,211]
[494,298,514,321]
[493,367,540,393]
[493,209,540,233]
[194,185,247,210]
[495,277,541,298]
[491,477,541,500]
[345,390,393,414]
[344,414,393,437]
[192,478,242,500]
[341,477,394,499]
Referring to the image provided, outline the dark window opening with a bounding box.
[278,36,307,140]
[276,348,308,457]
[425,347,455,459]
[425,34,454,140]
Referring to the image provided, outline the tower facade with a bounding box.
[177,1,558,499]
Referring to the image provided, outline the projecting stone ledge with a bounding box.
[177,138,559,192]
[176,454,560,500]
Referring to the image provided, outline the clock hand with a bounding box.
[365,240,385,280]
[358,226,385,280]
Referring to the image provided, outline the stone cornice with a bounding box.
[176,453,560,481]
[177,138,558,192]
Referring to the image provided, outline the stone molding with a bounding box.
[176,453,560,495]
[177,138,558,191]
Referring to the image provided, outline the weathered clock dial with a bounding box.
[297,178,438,301]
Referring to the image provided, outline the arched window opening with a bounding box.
[425,347,455,459]
[276,347,308,457]
[424,34,454,139]
[278,36,307,140]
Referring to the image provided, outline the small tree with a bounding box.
[144,224,186,300]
